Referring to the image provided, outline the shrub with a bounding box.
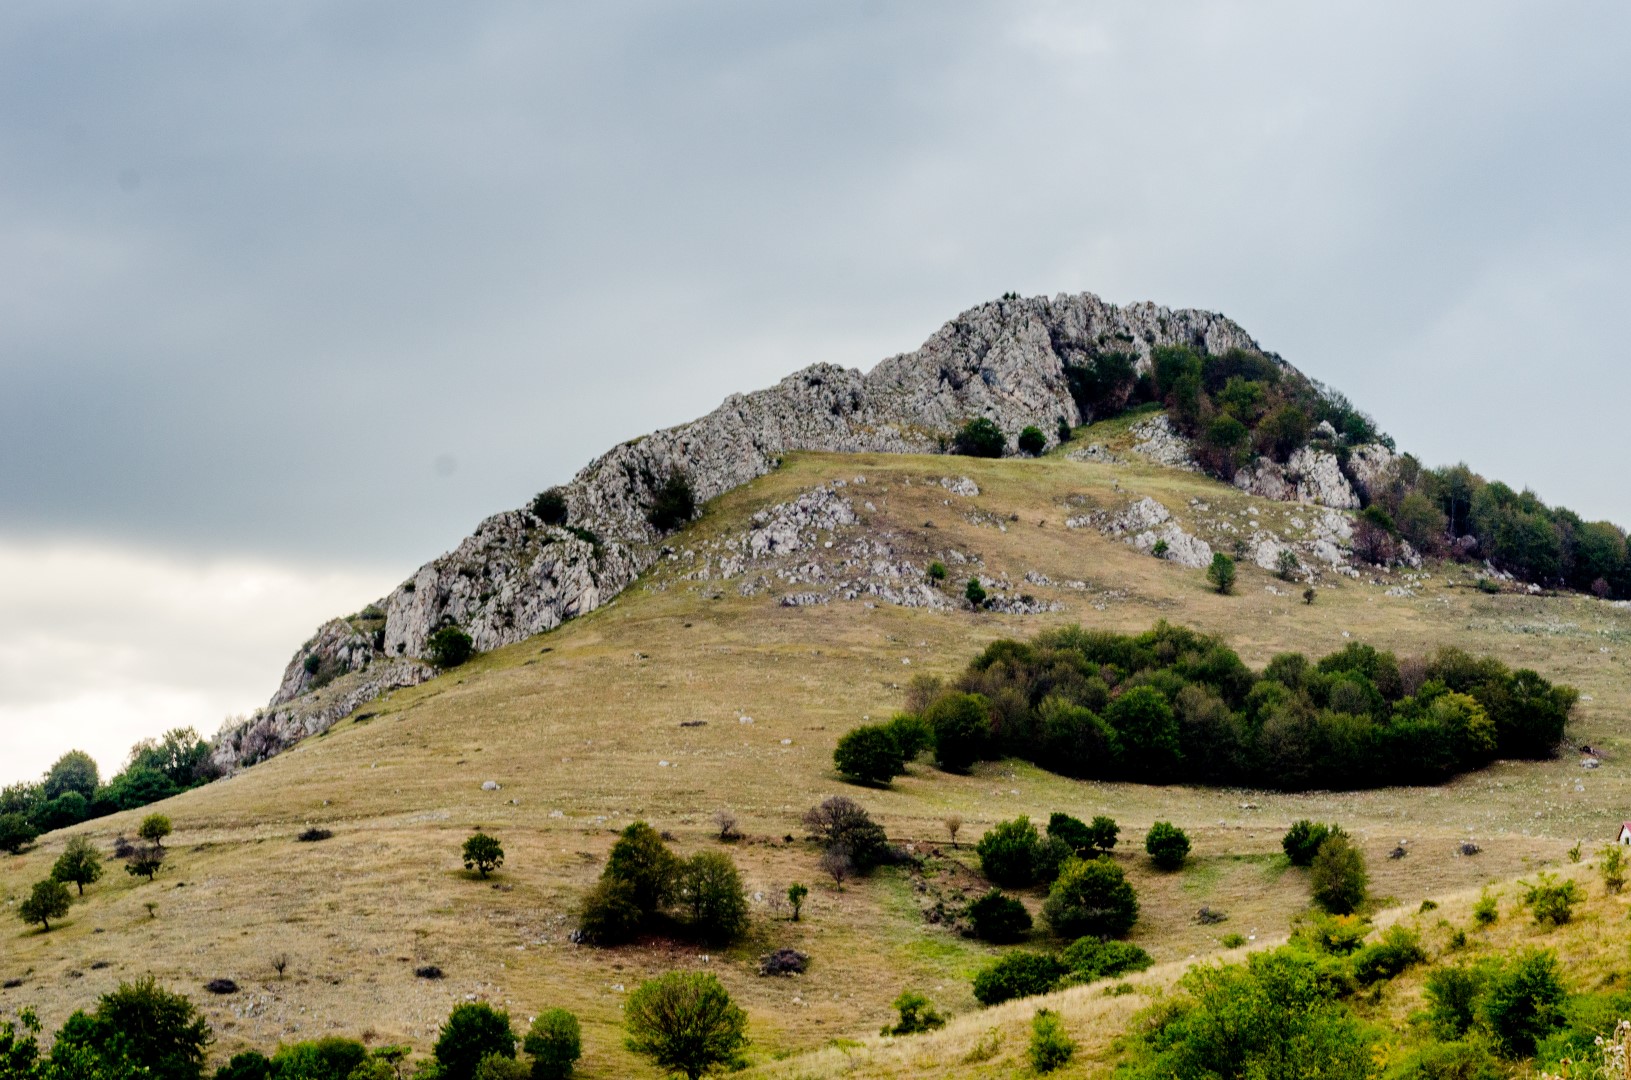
[475,1054,530,1080]
[1207,552,1236,594]
[1017,426,1047,457]
[1056,416,1073,444]
[972,952,1067,1006]
[759,948,809,976]
[1303,586,1316,604]
[18,878,72,932]
[1386,1039,1502,1080]
[1152,538,1169,558]
[435,1002,516,1080]
[1221,932,1246,948]
[1085,815,1119,854]
[138,812,173,845]
[1424,962,1490,1038]
[926,561,947,582]
[967,889,1032,943]
[1060,938,1152,983]
[578,877,643,944]
[1282,820,1339,867]
[953,417,1005,458]
[1043,857,1139,939]
[1275,549,1299,581]
[883,712,933,760]
[1028,1009,1074,1073]
[1031,835,1073,885]
[427,626,475,669]
[52,976,213,1079]
[882,990,945,1036]
[786,882,808,921]
[623,972,747,1080]
[1519,872,1583,926]
[1046,813,1092,854]
[0,812,38,854]
[296,826,333,842]
[522,1009,581,1080]
[833,724,907,785]
[801,796,890,871]
[215,1050,273,1080]
[268,1036,369,1079]
[604,821,681,913]
[1145,821,1190,870]
[1310,834,1367,915]
[924,692,991,772]
[1480,949,1566,1058]
[52,835,104,896]
[1350,925,1424,985]
[125,844,166,881]
[1472,889,1499,927]
[462,833,505,878]
[1600,844,1626,894]
[646,470,696,533]
[976,818,1039,887]
[530,488,568,526]
[964,578,987,608]
[679,851,749,944]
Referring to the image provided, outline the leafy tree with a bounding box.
[964,578,987,608]
[1480,949,1566,1058]
[126,844,166,881]
[623,972,747,1080]
[1424,962,1490,1038]
[1059,938,1152,983]
[976,817,1040,888]
[52,835,104,895]
[883,712,933,760]
[435,1003,516,1080]
[604,821,681,913]
[786,883,808,921]
[578,877,643,944]
[924,693,991,773]
[646,470,697,533]
[43,750,100,801]
[51,976,213,1079]
[1281,820,1338,867]
[926,560,947,582]
[462,833,505,878]
[966,889,1032,943]
[801,795,891,871]
[214,1049,273,1079]
[1045,813,1093,854]
[427,626,475,669]
[19,878,73,931]
[268,1036,368,1079]
[522,1009,581,1079]
[0,812,38,854]
[1028,1009,1075,1073]
[1017,425,1047,457]
[139,812,173,846]
[678,851,749,944]
[1207,552,1236,594]
[1144,821,1191,870]
[972,952,1067,1006]
[98,765,181,813]
[1030,834,1073,885]
[530,488,568,526]
[882,991,945,1036]
[1275,549,1299,582]
[1104,687,1181,777]
[953,417,1005,458]
[832,724,907,785]
[1085,815,1119,854]
[1310,833,1367,914]
[1518,872,1582,926]
[1043,857,1138,939]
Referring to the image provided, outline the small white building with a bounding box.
[1618,822,1631,845]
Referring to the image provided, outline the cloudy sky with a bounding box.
[3,2,1628,786]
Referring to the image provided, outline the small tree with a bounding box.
[1145,821,1191,870]
[1282,821,1338,867]
[19,878,73,931]
[530,487,568,526]
[138,812,173,846]
[578,877,643,944]
[428,625,475,669]
[52,835,104,895]
[0,812,38,854]
[924,692,991,773]
[953,417,1005,458]
[976,818,1039,888]
[522,1009,581,1080]
[647,470,697,533]
[52,976,212,1077]
[605,821,682,913]
[972,952,1067,1006]
[786,883,808,921]
[820,847,853,888]
[944,814,962,848]
[1276,549,1299,582]
[1017,426,1047,457]
[624,972,747,1080]
[679,851,749,944]
[926,561,947,583]
[1518,872,1583,926]
[1303,586,1317,605]
[801,796,890,871]
[125,844,165,881]
[1028,1009,1075,1074]
[882,991,944,1036]
[1480,948,1566,1058]
[1600,844,1627,894]
[1086,815,1119,854]
[1207,553,1236,594]
[964,578,987,608]
[833,725,907,786]
[1043,857,1139,939]
[1310,833,1368,914]
[711,811,740,842]
[435,1002,516,1080]
[967,889,1032,943]
[462,833,505,878]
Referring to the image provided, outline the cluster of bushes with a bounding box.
[15,815,177,933]
[0,735,218,849]
[801,795,903,884]
[578,822,749,945]
[949,417,1054,458]
[973,937,1153,1005]
[900,621,1575,791]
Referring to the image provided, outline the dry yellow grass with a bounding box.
[3,447,1629,1077]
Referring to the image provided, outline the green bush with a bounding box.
[953,417,1005,458]
[604,821,681,914]
[965,577,987,608]
[1425,963,1491,1039]
[1046,812,1093,855]
[51,976,213,1079]
[833,724,907,785]
[462,832,505,878]
[972,952,1068,1006]
[1144,821,1190,870]
[0,812,35,855]
[18,878,72,931]
[882,990,945,1036]
[1043,857,1138,940]
[926,560,947,582]
[1017,426,1047,457]
[966,889,1032,943]
[1060,938,1152,983]
[530,488,568,525]
[1085,815,1119,854]
[474,1054,530,1080]
[44,750,100,801]
[883,712,933,760]
[1207,552,1237,594]
[1472,889,1499,927]
[976,818,1040,888]
[1480,948,1566,1058]
[138,812,173,845]
[1350,925,1424,985]
[1519,872,1583,927]
[623,972,746,1080]
[1310,834,1368,915]
[1028,1009,1074,1073]
[1031,835,1073,885]
[1282,820,1339,867]
[124,843,166,881]
[646,470,696,533]
[435,1003,516,1080]
[924,692,991,773]
[522,1009,581,1079]
[427,625,475,669]
[268,1036,368,1079]
[679,851,749,944]
[214,1050,272,1080]
[1384,1038,1503,1080]
[578,877,643,945]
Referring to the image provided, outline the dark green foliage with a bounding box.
[1060,938,1153,984]
[646,470,697,533]
[1518,872,1582,926]
[462,832,504,878]
[623,972,747,1080]
[18,879,72,931]
[0,812,38,854]
[530,487,568,526]
[125,843,165,881]
[97,764,181,813]
[882,991,945,1036]
[52,835,104,895]
[1017,425,1047,456]
[1028,1009,1074,1073]
[1043,857,1138,940]
[1310,834,1368,915]
[832,724,907,785]
[802,795,892,872]
[678,851,749,944]
[1282,820,1340,867]
[1207,552,1236,594]
[1063,351,1138,420]
[435,1003,516,1080]
[964,577,986,607]
[125,728,217,791]
[427,625,475,669]
[524,1009,582,1079]
[0,1009,44,1079]
[1480,949,1566,1058]
[976,817,1040,887]
[1350,925,1424,985]
[1105,688,1180,778]
[51,976,213,1080]
[1086,815,1119,854]
[924,692,990,772]
[604,821,681,913]
[1144,821,1190,870]
[882,712,933,760]
[1030,835,1073,885]
[972,952,1068,1006]
[578,877,644,944]
[926,560,947,582]
[214,1050,272,1080]
[268,1036,369,1079]
[1385,1039,1503,1080]
[1045,813,1092,854]
[43,751,100,801]
[967,889,1032,943]
[1425,964,1490,1038]
[952,417,1005,458]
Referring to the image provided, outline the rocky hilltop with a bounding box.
[212,292,1342,771]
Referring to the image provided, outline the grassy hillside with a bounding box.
[4,439,1630,1077]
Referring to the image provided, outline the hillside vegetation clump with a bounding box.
[904,621,1575,790]
[0,732,219,841]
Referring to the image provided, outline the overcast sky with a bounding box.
[3,1,1628,786]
